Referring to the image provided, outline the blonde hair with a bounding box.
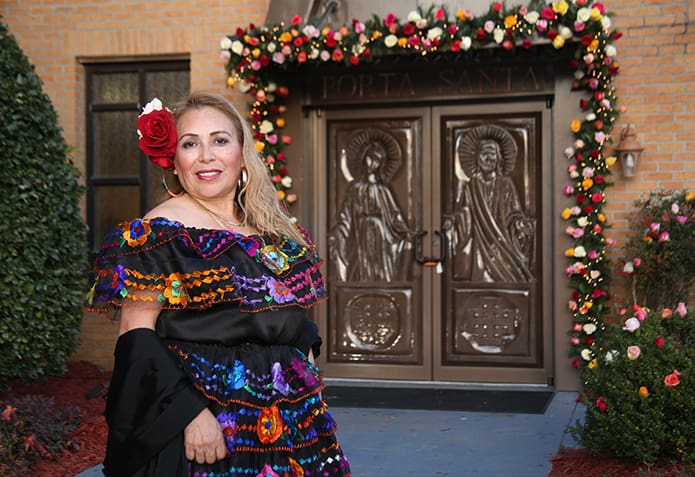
[172,91,306,246]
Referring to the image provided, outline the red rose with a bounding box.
[137,102,177,170]
[654,336,665,348]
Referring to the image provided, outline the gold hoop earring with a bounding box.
[162,174,185,198]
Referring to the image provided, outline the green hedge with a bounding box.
[0,20,88,387]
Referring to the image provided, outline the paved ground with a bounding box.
[75,391,585,477]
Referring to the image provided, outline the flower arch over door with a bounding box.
[220,2,622,374]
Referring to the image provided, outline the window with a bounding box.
[84,59,190,250]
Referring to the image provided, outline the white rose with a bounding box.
[416,18,428,29]
[605,350,618,363]
[559,26,573,40]
[585,113,596,121]
[237,80,251,93]
[267,82,277,92]
[580,349,593,361]
[427,27,443,41]
[259,120,274,134]
[605,45,617,57]
[583,323,597,335]
[601,15,611,30]
[622,317,641,332]
[310,48,320,59]
[220,37,232,50]
[461,36,472,51]
[281,176,293,188]
[525,11,539,24]
[576,8,591,22]
[623,261,634,273]
[574,246,587,258]
[577,216,588,227]
[266,42,277,53]
[231,40,244,55]
[493,27,504,44]
[407,11,422,22]
[384,34,398,48]
[574,70,585,80]
[589,270,601,280]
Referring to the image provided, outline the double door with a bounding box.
[313,101,553,384]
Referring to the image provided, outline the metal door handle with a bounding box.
[413,230,447,266]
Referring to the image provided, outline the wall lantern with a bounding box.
[613,125,644,178]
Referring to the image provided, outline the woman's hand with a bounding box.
[184,408,227,464]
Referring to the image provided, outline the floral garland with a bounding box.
[220,1,622,372]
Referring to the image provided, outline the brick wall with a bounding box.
[1,0,693,370]
[0,0,271,368]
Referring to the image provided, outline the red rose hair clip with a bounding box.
[136,98,177,170]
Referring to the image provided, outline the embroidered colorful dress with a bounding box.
[85,217,350,477]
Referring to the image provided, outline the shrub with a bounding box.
[0,20,89,387]
[620,190,695,307]
[0,395,81,476]
[572,306,695,465]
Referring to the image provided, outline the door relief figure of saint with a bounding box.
[329,129,413,282]
[448,125,535,282]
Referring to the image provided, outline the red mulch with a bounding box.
[3,362,693,477]
[1,361,110,477]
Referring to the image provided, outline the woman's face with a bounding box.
[173,106,243,201]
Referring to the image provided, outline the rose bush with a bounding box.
[620,190,695,307]
[571,305,695,464]
[136,98,177,170]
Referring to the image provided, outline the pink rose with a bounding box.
[626,346,641,360]
[675,302,688,317]
[663,370,681,387]
[137,101,177,170]
[595,396,607,411]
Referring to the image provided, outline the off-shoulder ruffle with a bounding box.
[84,217,327,313]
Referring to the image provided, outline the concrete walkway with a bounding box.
[75,391,585,477]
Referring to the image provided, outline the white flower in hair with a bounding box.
[140,98,164,117]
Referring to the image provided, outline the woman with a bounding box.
[84,91,350,477]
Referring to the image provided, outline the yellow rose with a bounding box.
[277,190,286,200]
[582,178,594,190]
[226,76,236,87]
[590,7,603,21]
[685,192,695,201]
[554,0,569,15]
[252,48,261,58]
[280,32,293,43]
[571,119,582,133]
[255,141,265,152]
[372,30,382,40]
[276,118,285,128]
[561,208,571,220]
[398,37,408,48]
[639,386,649,397]
[456,10,466,21]
[597,213,606,223]
[588,359,598,369]
[504,15,517,29]
[552,35,565,49]
[565,248,575,257]
[605,155,617,167]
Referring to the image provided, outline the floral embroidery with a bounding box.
[224,360,247,390]
[291,356,318,388]
[259,244,290,274]
[288,458,303,477]
[255,464,279,477]
[163,273,188,305]
[256,404,283,444]
[266,277,295,304]
[271,362,289,395]
[237,235,261,257]
[108,264,129,298]
[121,218,152,247]
[216,411,238,451]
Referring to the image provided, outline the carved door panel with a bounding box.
[317,101,552,384]
[322,107,432,380]
[433,102,551,383]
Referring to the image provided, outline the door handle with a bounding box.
[413,230,447,266]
